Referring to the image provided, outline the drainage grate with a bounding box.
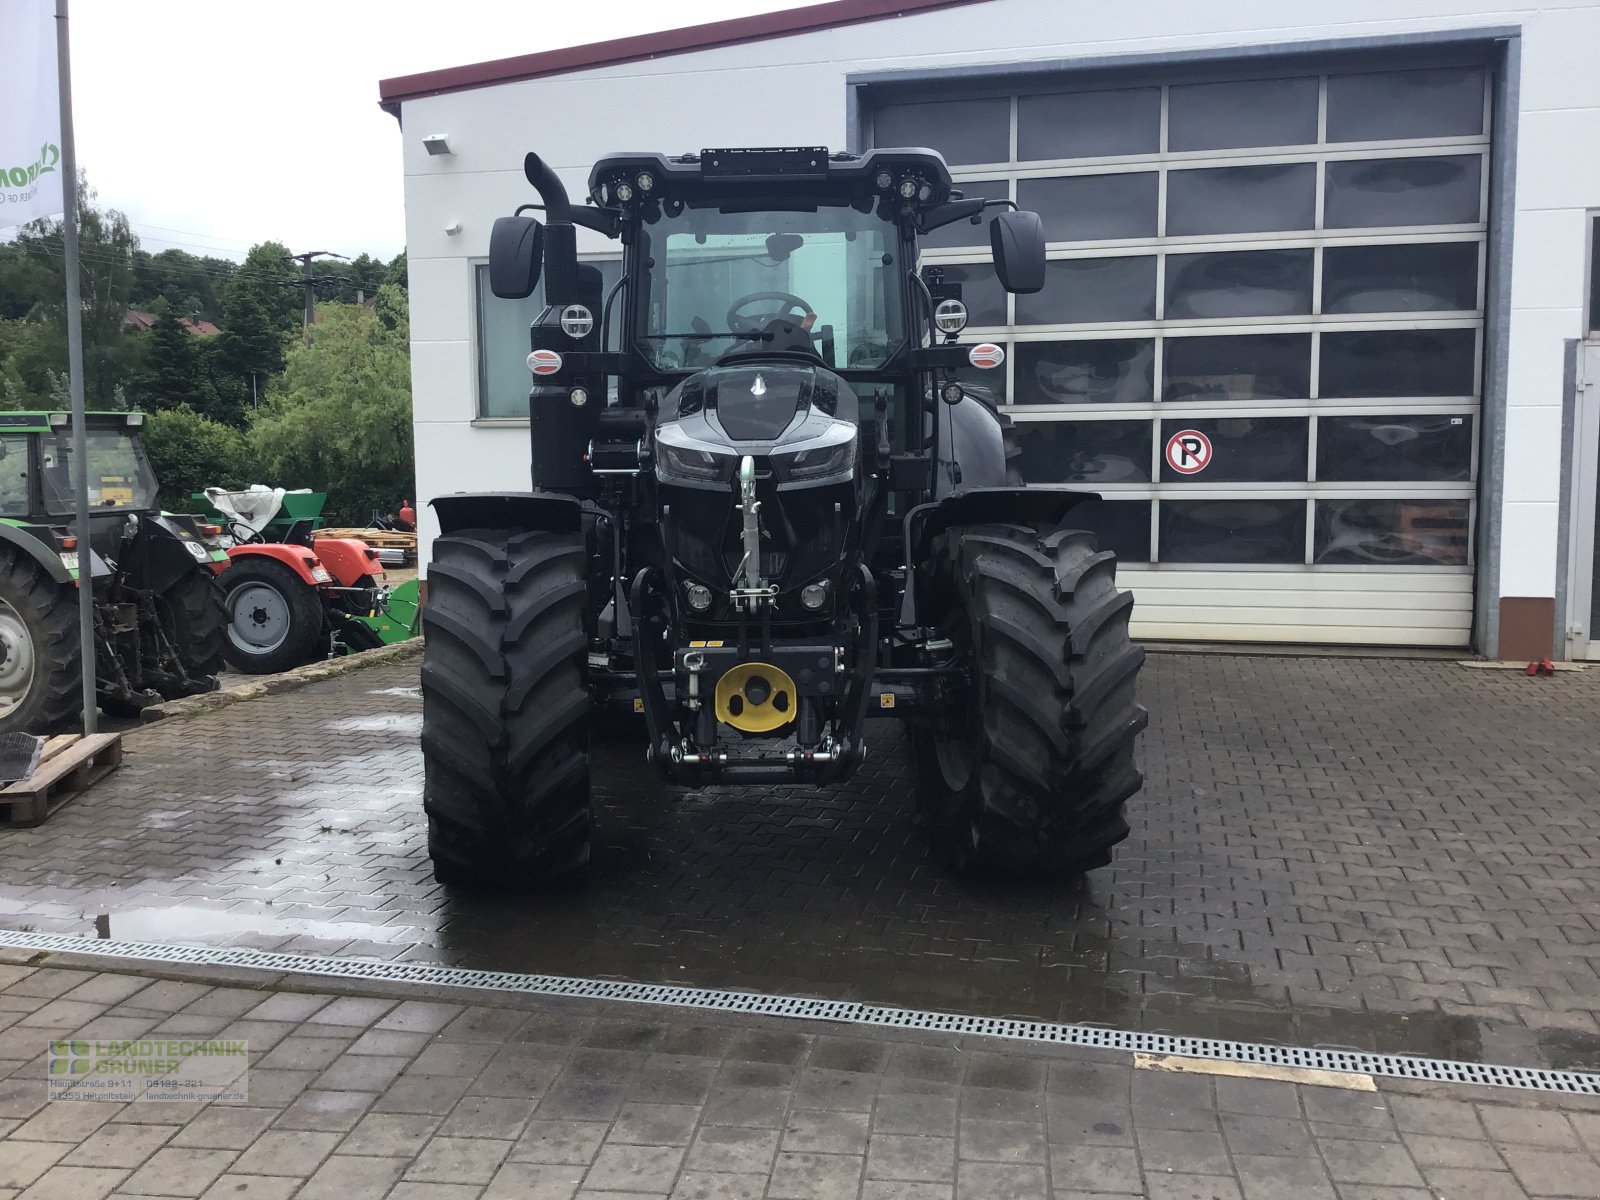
[3,927,1596,1096]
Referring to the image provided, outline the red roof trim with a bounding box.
[378,0,988,113]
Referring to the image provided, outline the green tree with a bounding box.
[218,241,300,384]
[249,295,413,524]
[130,248,235,322]
[6,172,141,408]
[142,403,256,510]
[132,303,203,413]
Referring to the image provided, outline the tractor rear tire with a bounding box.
[0,550,81,735]
[421,528,592,888]
[164,569,227,685]
[221,558,324,675]
[911,523,1146,879]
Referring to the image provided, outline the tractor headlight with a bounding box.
[636,171,655,193]
[684,582,712,611]
[897,178,919,200]
[614,181,635,203]
[655,434,733,483]
[559,304,594,340]
[800,581,829,610]
[784,439,856,480]
[934,299,969,335]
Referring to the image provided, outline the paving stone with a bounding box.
[954,1160,1043,1199]
[1139,1127,1230,1174]
[1144,1174,1244,1200]
[1220,1112,1313,1158]
[195,1176,301,1200]
[669,1170,766,1200]
[607,1102,700,1147]
[229,1130,340,1176]
[61,1123,177,1168]
[700,1087,789,1129]
[684,1127,779,1175]
[304,997,395,1028]
[783,1109,870,1156]
[10,1103,118,1143]
[13,1164,126,1200]
[766,1151,863,1200]
[1500,1146,1600,1197]
[581,1143,685,1192]
[1053,1140,1149,1192]
[0,1141,70,1191]
[874,1093,957,1137]
[1417,1167,1528,1200]
[338,1111,443,1156]
[859,1183,952,1200]
[1478,1106,1580,1149]
[295,1155,408,1200]
[866,1134,954,1183]
[241,993,333,1024]
[1317,1138,1425,1187]
[403,1135,513,1184]
[1232,1153,1337,1200]
[119,1147,236,1197]
[168,1108,276,1151]
[1386,1094,1483,1139]
[272,1087,375,1131]
[956,1118,1044,1163]
[509,1119,609,1165]
[481,1160,584,1200]
[375,1002,463,1035]
[1401,1131,1504,1169]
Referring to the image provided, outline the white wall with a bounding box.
[397,0,1600,634]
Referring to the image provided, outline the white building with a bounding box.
[381,0,1600,661]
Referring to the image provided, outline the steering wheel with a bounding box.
[228,520,265,546]
[726,291,814,335]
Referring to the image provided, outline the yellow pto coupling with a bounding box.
[713,662,798,733]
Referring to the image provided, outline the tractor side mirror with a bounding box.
[991,209,1046,294]
[488,215,544,299]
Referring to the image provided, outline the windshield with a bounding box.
[636,203,900,372]
[42,430,158,515]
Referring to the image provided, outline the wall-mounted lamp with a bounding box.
[422,133,453,156]
[443,221,462,237]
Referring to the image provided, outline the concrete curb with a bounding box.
[135,638,424,727]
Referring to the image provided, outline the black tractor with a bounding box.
[423,146,1146,885]
[0,411,226,733]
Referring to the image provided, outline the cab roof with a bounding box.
[588,146,956,210]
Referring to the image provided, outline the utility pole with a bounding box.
[290,250,347,345]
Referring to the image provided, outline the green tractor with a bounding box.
[0,411,229,733]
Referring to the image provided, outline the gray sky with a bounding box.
[68,0,811,263]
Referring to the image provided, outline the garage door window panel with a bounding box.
[1165,249,1315,319]
[1159,417,1308,483]
[1014,339,1155,405]
[1017,87,1162,161]
[1015,419,1152,484]
[1324,155,1482,228]
[1168,77,1319,151]
[1326,67,1486,142]
[1320,328,1477,398]
[1017,256,1157,325]
[1163,333,1311,402]
[1159,499,1307,564]
[1166,163,1317,237]
[1020,173,1159,242]
[1317,414,1474,482]
[873,97,1009,166]
[1322,242,1479,313]
[1314,498,1470,565]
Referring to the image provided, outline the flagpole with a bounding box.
[55,0,96,734]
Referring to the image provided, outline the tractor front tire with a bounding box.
[912,524,1147,879]
[164,569,227,685]
[221,558,324,675]
[421,528,592,888]
[0,550,82,735]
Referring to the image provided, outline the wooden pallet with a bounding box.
[0,732,122,828]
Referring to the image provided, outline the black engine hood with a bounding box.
[664,360,856,448]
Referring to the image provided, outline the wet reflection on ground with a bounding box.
[5,654,1600,1073]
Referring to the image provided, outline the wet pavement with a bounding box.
[1,654,1599,1073]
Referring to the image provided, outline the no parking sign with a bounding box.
[1165,429,1212,475]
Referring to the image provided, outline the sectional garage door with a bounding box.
[871,54,1491,646]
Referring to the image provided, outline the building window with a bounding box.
[474,259,620,419]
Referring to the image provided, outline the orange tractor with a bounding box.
[197,489,418,674]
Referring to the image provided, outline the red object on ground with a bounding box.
[1526,657,1556,676]
[399,499,416,528]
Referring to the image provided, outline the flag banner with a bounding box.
[0,0,64,227]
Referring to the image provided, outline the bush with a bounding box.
[142,404,255,512]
